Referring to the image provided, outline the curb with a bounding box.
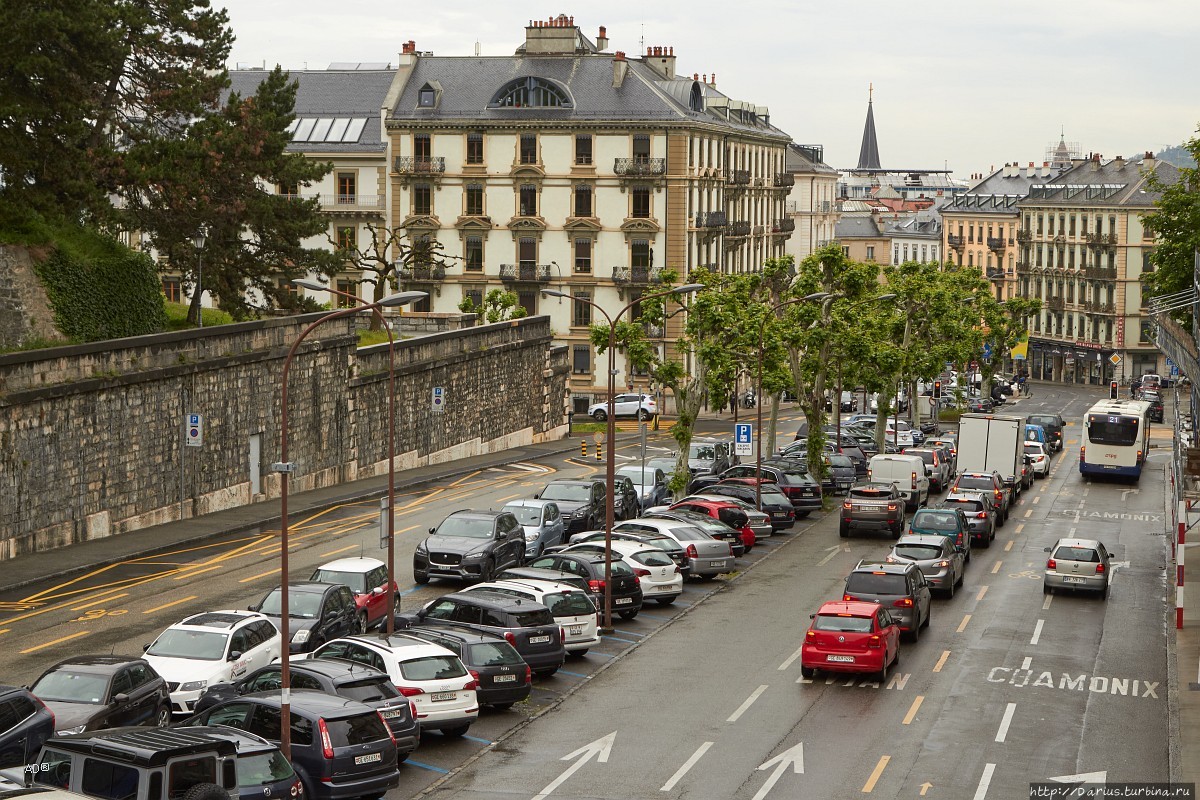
[1165,462,1182,784]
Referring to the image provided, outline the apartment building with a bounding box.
[783,143,839,260]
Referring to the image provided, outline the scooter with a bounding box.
[741,390,756,409]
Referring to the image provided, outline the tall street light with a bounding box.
[274,291,423,759]
[293,279,427,637]
[541,282,704,631]
[192,232,206,328]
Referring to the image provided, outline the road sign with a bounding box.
[431,386,445,413]
[185,413,203,447]
[734,423,752,457]
[982,343,993,360]
[1109,353,1122,366]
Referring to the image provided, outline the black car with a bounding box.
[534,480,606,533]
[182,691,401,800]
[30,655,171,734]
[397,590,566,677]
[250,582,360,653]
[0,685,54,768]
[612,475,640,520]
[701,480,799,530]
[174,727,302,800]
[526,551,645,619]
[402,626,531,710]
[1142,390,1165,423]
[413,509,527,584]
[193,660,418,759]
[1025,413,1065,452]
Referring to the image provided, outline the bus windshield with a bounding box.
[1087,414,1140,446]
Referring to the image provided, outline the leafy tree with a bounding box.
[976,293,1042,391]
[1143,132,1200,325]
[459,289,528,323]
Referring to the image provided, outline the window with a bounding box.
[572,291,592,327]
[463,287,483,307]
[418,87,435,107]
[572,345,591,374]
[413,183,431,215]
[333,280,355,308]
[277,278,298,299]
[277,182,298,198]
[336,226,356,251]
[162,277,181,303]
[520,134,538,164]
[519,184,537,217]
[337,172,356,204]
[465,236,483,271]
[574,238,592,273]
[414,134,431,160]
[517,290,538,316]
[466,133,484,164]
[465,184,484,216]
[574,184,592,217]
[518,237,537,268]
[633,135,650,161]
[83,759,141,800]
[631,239,652,269]
[575,134,593,165]
[631,186,651,218]
[490,76,572,108]
[866,245,875,261]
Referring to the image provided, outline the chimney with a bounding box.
[612,51,628,88]
[1113,155,1125,170]
[398,40,418,66]
[596,25,608,50]
[645,43,676,79]
[525,15,580,53]
[1143,151,1156,169]
[401,40,416,54]
[710,72,716,86]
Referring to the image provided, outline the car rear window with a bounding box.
[956,476,994,492]
[324,712,390,746]
[609,561,635,577]
[666,526,709,542]
[845,572,907,595]
[909,451,934,464]
[1053,546,1100,562]
[512,609,555,627]
[893,544,942,560]
[1027,416,1059,428]
[543,591,595,616]
[813,614,872,633]
[911,512,958,531]
[337,678,400,703]
[629,550,674,568]
[944,499,984,513]
[467,642,524,666]
[237,750,295,786]
[850,488,889,499]
[399,655,467,682]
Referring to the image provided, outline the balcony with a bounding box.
[1047,296,1065,312]
[1053,234,1066,244]
[772,218,796,234]
[398,264,446,281]
[727,221,751,237]
[283,192,385,212]
[614,158,666,177]
[1084,265,1118,280]
[728,170,751,185]
[393,156,446,175]
[1086,232,1119,248]
[985,269,1007,281]
[612,266,663,285]
[694,210,728,228]
[498,263,551,283]
[947,235,965,249]
[1015,261,1031,275]
[987,237,1007,252]
[773,172,795,188]
[816,239,838,248]
[1016,229,1032,243]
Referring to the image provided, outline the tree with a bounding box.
[1142,132,1200,325]
[459,289,528,323]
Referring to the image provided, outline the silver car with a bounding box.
[886,534,964,598]
[502,499,565,558]
[1044,538,1111,598]
[612,518,734,579]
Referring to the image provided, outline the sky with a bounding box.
[219,0,1200,179]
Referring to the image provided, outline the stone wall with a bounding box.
[0,246,59,349]
[0,314,567,560]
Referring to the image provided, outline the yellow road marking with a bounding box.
[862,755,891,793]
[902,696,924,725]
[239,569,281,584]
[319,545,359,558]
[143,596,198,615]
[71,593,128,611]
[1015,523,1025,533]
[495,493,522,503]
[932,650,950,672]
[173,565,224,580]
[991,561,1002,574]
[1023,509,1032,518]
[956,614,971,633]
[0,629,9,636]
[21,631,89,654]
[1032,496,1040,505]
[1004,540,1014,552]
[396,524,419,534]
[0,587,130,627]
[976,586,988,601]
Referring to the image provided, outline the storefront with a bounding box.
[1028,340,1116,385]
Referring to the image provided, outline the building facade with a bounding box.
[783,144,839,260]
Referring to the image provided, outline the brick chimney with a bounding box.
[596,25,608,51]
[525,15,580,54]
[401,40,416,54]
[612,51,628,88]
[1143,151,1156,170]
[643,44,676,80]
[1113,155,1125,170]
[398,40,419,67]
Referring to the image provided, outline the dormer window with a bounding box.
[416,81,441,108]
[489,76,572,109]
[689,82,703,112]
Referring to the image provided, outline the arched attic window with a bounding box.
[489,76,572,109]
[689,82,703,112]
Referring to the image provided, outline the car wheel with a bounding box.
[955,568,964,587]
[618,610,638,620]
[1101,582,1109,600]
[154,704,171,728]
[442,725,471,738]
[1043,583,1053,595]
[592,410,607,422]
[491,702,515,711]
[944,580,955,599]
[479,559,495,583]
[839,522,849,538]
[637,409,649,420]
[182,784,229,800]
[571,649,588,657]
[921,607,931,629]
[891,524,903,540]
[965,548,972,564]
[800,666,815,680]
[654,597,676,606]
[414,570,429,585]
[907,621,920,644]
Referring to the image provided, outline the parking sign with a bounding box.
[734,423,752,457]
[432,386,445,413]
[185,413,203,447]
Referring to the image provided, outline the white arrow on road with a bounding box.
[817,545,850,567]
[531,732,616,800]
[1121,487,1140,501]
[1049,770,1107,784]
[751,742,804,800]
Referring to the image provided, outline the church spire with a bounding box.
[857,84,881,170]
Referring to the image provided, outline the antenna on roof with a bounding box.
[639,22,645,56]
[475,41,481,56]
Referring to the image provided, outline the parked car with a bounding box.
[886,534,965,598]
[1025,413,1065,452]
[174,726,303,800]
[308,635,478,736]
[564,540,683,605]
[719,463,823,514]
[181,691,401,800]
[842,561,933,642]
[534,479,606,534]
[142,610,281,716]
[496,566,592,593]
[192,659,418,758]
[966,397,995,413]
[30,655,171,734]
[502,499,566,558]
[908,507,972,563]
[951,471,1010,524]
[660,498,751,554]
[401,626,531,710]
[939,491,997,547]
[249,582,361,654]
[309,557,399,631]
[587,393,656,421]
[685,438,736,476]
[1024,441,1050,477]
[800,601,901,682]
[1044,537,1112,598]
[612,475,640,520]
[526,550,646,616]
[822,453,857,494]
[840,482,905,539]
[615,465,671,512]
[0,685,55,767]
[1143,390,1165,423]
[465,578,600,653]
[611,518,735,579]
[413,509,527,584]
[566,529,692,578]
[700,480,799,530]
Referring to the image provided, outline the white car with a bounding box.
[566,540,684,604]
[309,634,478,736]
[464,578,601,654]
[142,610,280,715]
[587,393,657,421]
[1024,441,1050,477]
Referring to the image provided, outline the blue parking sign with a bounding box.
[734,423,752,456]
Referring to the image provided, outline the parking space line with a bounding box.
[1023,509,1032,518]
[143,596,198,615]
[1021,657,1032,670]
[995,703,1017,742]
[861,755,891,793]
[902,695,924,725]
[933,650,950,672]
[462,734,493,744]
[21,630,88,654]
[632,611,671,620]
[991,561,1002,574]
[660,741,713,792]
[406,760,449,774]
[956,614,971,633]
[727,684,768,722]
[973,763,996,800]
[613,629,645,637]
[555,670,588,678]
[976,586,988,601]
[1032,496,1040,505]
[585,650,616,658]
[779,645,804,671]
[1042,594,1053,610]
[1030,619,1044,645]
[1015,523,1025,533]
[173,564,224,580]
[601,635,639,645]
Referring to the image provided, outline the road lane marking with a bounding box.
[1030,619,1044,645]
[0,630,8,636]
[172,565,226,580]
[239,569,279,584]
[660,741,713,791]
[1023,509,1032,518]
[1015,523,1025,533]
[973,763,996,800]
[397,524,419,534]
[495,493,522,503]
[902,696,924,725]
[1082,487,1089,497]
[143,596,198,615]
[995,703,1017,742]
[991,561,1002,574]
[1021,657,1032,670]
[933,651,950,672]
[779,645,804,671]
[319,545,358,557]
[727,684,769,722]
[1004,540,1014,552]
[1032,496,1040,505]
[1042,594,1053,610]
[21,631,89,654]
[862,755,891,793]
[957,615,971,633]
[976,586,988,601]
[70,593,128,611]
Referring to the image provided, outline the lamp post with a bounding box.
[541,282,704,631]
[274,291,423,759]
[192,232,206,328]
[293,280,427,637]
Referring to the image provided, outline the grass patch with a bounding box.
[570,421,608,435]
[0,335,76,355]
[357,329,393,347]
[939,408,963,423]
[163,302,234,330]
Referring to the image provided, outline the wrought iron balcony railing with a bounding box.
[393,156,446,174]
[728,170,751,185]
[727,221,751,237]
[773,172,795,188]
[498,263,551,283]
[612,266,663,285]
[772,218,796,234]
[947,235,965,248]
[695,210,728,228]
[987,237,1007,252]
[614,158,666,177]
[398,264,446,281]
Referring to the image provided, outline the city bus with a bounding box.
[1079,398,1152,480]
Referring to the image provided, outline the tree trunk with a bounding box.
[368,276,387,331]
[187,280,203,326]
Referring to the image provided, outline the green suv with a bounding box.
[909,507,972,563]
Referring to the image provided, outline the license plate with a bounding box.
[430,691,457,702]
[615,597,633,605]
[493,674,517,683]
[568,625,584,635]
[381,708,405,718]
[826,655,855,663]
[709,560,728,568]
[773,512,789,519]
[355,753,382,765]
[1062,576,1086,584]
[654,584,672,592]
[529,635,551,643]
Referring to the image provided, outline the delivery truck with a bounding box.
[956,412,1025,497]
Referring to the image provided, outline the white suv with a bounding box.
[587,393,656,421]
[463,579,601,655]
[142,610,280,715]
[308,634,478,736]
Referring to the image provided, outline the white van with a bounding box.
[867,454,929,511]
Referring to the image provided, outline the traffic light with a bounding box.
[1109,380,1118,400]
[933,381,942,399]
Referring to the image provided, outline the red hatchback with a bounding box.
[667,498,755,552]
[310,557,400,630]
[800,600,901,682]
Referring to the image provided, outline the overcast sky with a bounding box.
[220,0,1199,179]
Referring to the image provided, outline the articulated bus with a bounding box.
[1079,398,1152,480]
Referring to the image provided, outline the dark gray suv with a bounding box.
[414,510,526,584]
[842,561,932,642]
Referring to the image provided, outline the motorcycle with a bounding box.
[741,390,757,409]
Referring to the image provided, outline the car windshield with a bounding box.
[467,642,524,666]
[911,512,958,531]
[539,484,590,502]
[893,544,942,561]
[543,591,595,616]
[399,655,467,681]
[1086,414,1140,446]
[259,589,323,619]
[1054,546,1100,562]
[689,444,716,460]
[32,670,109,703]
[845,572,907,595]
[338,678,400,702]
[236,750,295,787]
[829,455,853,468]
[813,614,872,633]
[759,486,791,503]
[146,628,228,660]
[505,505,543,525]
[616,468,655,486]
[309,569,368,594]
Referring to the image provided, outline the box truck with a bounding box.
[956,413,1025,496]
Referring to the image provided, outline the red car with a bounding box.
[800,600,901,681]
[309,556,399,630]
[667,498,755,552]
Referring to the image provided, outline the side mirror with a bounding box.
[808,613,815,619]
[533,493,541,499]
[247,604,260,612]
[1044,546,1052,553]
[227,651,243,662]
[371,586,385,596]
[142,643,151,652]
[111,692,129,705]
[428,526,436,534]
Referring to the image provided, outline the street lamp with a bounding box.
[292,279,427,637]
[192,232,206,328]
[274,291,422,759]
[541,282,704,631]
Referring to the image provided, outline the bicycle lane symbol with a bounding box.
[70,608,128,623]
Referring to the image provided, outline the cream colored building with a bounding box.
[783,144,839,260]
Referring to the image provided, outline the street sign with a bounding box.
[1109,353,1122,366]
[185,413,203,447]
[379,498,390,550]
[982,343,993,360]
[734,423,752,457]
[431,386,445,413]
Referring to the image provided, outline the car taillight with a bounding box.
[673,565,681,574]
[318,718,334,759]
[956,533,963,545]
[978,511,987,519]
[560,626,566,642]
[469,669,480,683]
[868,635,882,648]
[525,665,532,683]
[633,568,651,577]
[936,560,950,567]
[893,598,913,608]
[867,469,872,480]
[588,579,604,592]
[1137,449,1143,461]
[377,710,396,745]
[994,490,1002,503]
[504,631,517,646]
[290,780,302,797]
[727,542,735,556]
[887,503,898,511]
[399,686,425,697]
[806,629,815,639]
[1095,563,1105,573]
[1080,447,1085,461]
[1047,558,1057,569]
[409,699,417,717]
[911,471,918,489]
[686,544,699,558]
[842,501,852,510]
[463,679,477,691]
[843,593,857,601]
